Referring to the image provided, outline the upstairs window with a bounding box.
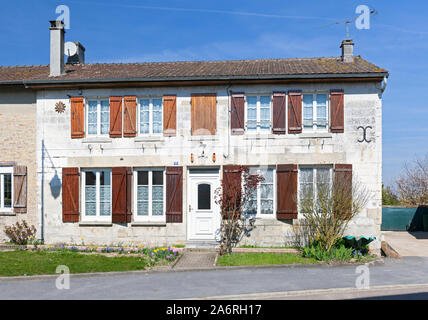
[87,99,110,136]
[246,95,272,133]
[303,93,328,131]
[0,167,13,212]
[139,98,163,135]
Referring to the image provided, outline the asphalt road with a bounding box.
[1,256,428,300]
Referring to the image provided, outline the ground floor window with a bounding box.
[245,166,275,217]
[82,169,111,221]
[134,168,165,221]
[0,167,13,211]
[299,166,332,210]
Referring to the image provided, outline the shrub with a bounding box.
[302,240,355,261]
[4,220,37,245]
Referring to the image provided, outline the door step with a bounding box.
[186,240,220,249]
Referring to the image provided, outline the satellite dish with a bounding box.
[64,42,77,57]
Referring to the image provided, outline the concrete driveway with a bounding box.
[382,231,428,257]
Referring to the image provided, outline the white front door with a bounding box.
[187,170,221,241]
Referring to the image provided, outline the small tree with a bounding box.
[214,166,264,255]
[298,176,370,252]
[382,184,400,206]
[396,155,428,206]
[4,220,37,245]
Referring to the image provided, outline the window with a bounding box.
[245,167,275,217]
[82,169,111,221]
[139,98,163,135]
[0,167,13,212]
[299,166,332,210]
[197,183,211,210]
[302,93,328,131]
[134,169,165,221]
[86,99,110,136]
[246,95,272,132]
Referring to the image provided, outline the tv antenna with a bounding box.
[318,8,378,39]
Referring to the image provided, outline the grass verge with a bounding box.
[0,250,156,277]
[216,252,318,266]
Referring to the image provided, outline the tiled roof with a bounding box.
[0,56,388,84]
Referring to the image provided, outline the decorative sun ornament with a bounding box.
[55,101,66,114]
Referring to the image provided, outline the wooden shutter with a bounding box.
[123,96,137,137]
[330,90,344,133]
[191,94,216,135]
[288,91,302,134]
[222,165,242,219]
[272,92,286,134]
[334,164,352,219]
[13,165,27,214]
[230,93,245,135]
[70,97,84,138]
[110,96,123,138]
[126,167,132,223]
[276,164,298,220]
[112,167,130,223]
[163,95,177,136]
[62,167,80,222]
[166,167,183,223]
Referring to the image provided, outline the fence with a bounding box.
[381,206,428,231]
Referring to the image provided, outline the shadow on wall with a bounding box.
[49,170,61,199]
[381,206,428,232]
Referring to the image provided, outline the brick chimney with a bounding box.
[340,39,354,63]
[49,20,65,77]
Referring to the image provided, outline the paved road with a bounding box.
[1,257,428,300]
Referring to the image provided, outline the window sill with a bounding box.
[298,132,332,139]
[79,221,113,226]
[244,134,276,140]
[131,221,167,227]
[0,211,15,216]
[134,136,165,142]
[82,137,112,143]
[188,136,218,141]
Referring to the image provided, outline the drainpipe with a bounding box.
[223,83,232,159]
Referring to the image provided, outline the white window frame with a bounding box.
[244,94,272,133]
[133,168,166,222]
[137,97,163,136]
[81,169,112,222]
[85,98,110,137]
[0,167,13,212]
[298,165,333,214]
[302,93,329,132]
[245,166,276,218]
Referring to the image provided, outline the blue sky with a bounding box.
[1,0,427,187]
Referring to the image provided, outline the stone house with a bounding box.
[0,21,388,250]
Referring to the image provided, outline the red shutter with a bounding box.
[230,93,245,135]
[126,167,132,223]
[288,91,302,134]
[13,165,27,214]
[222,165,242,219]
[276,164,298,220]
[110,97,123,138]
[112,167,129,223]
[70,97,84,138]
[166,167,183,223]
[123,96,137,137]
[272,92,286,134]
[330,90,344,133]
[334,164,352,219]
[163,95,177,136]
[62,167,80,222]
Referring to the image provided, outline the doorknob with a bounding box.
[189,204,192,212]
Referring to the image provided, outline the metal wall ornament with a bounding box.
[357,125,373,143]
[55,101,66,114]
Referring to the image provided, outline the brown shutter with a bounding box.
[230,93,245,135]
[166,167,183,223]
[110,96,123,138]
[70,97,84,138]
[334,164,352,219]
[163,95,177,136]
[276,164,298,220]
[112,167,129,223]
[272,92,286,134]
[123,96,137,137]
[330,89,344,133]
[13,165,27,214]
[62,167,80,222]
[126,167,132,223]
[288,91,302,134]
[191,94,216,135]
[222,165,242,219]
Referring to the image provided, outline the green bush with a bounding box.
[302,240,355,261]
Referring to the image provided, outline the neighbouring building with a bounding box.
[0,21,388,250]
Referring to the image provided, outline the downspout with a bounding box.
[223,83,232,159]
[40,89,46,242]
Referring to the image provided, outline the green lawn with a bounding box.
[216,252,318,266]
[0,250,156,277]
